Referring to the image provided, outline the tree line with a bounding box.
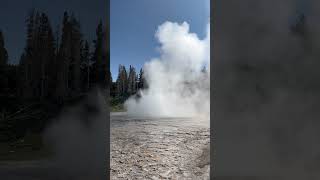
[110,65,147,99]
[0,9,109,141]
[0,9,109,103]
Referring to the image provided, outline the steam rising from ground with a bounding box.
[44,88,107,179]
[125,21,210,119]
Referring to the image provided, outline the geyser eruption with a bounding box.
[125,21,210,118]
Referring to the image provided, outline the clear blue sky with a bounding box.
[111,0,210,81]
[0,0,107,64]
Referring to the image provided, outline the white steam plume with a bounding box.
[125,21,210,119]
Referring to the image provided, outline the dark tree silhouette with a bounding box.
[0,9,110,143]
[91,20,108,87]
[127,65,137,95]
[116,65,128,96]
[0,31,8,66]
[0,30,9,94]
[138,67,147,89]
[80,40,91,91]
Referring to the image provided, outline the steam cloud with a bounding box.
[213,0,320,178]
[44,88,107,179]
[125,21,210,119]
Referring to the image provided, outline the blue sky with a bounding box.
[111,0,210,81]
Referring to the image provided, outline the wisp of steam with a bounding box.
[44,88,107,179]
[125,21,210,119]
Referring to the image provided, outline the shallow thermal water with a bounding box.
[110,112,210,180]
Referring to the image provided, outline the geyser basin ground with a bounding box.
[111,112,210,179]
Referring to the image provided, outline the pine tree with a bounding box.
[116,65,128,96]
[127,65,137,95]
[0,30,8,94]
[19,9,43,98]
[135,73,139,91]
[39,13,49,97]
[69,14,82,93]
[45,15,56,98]
[18,9,35,98]
[15,9,105,102]
[0,30,8,66]
[56,11,73,100]
[138,68,145,89]
[91,20,104,85]
[25,9,35,57]
[102,28,109,88]
[109,71,113,86]
[105,23,110,89]
[56,11,68,99]
[80,40,91,91]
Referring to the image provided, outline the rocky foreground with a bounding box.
[111,112,210,180]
